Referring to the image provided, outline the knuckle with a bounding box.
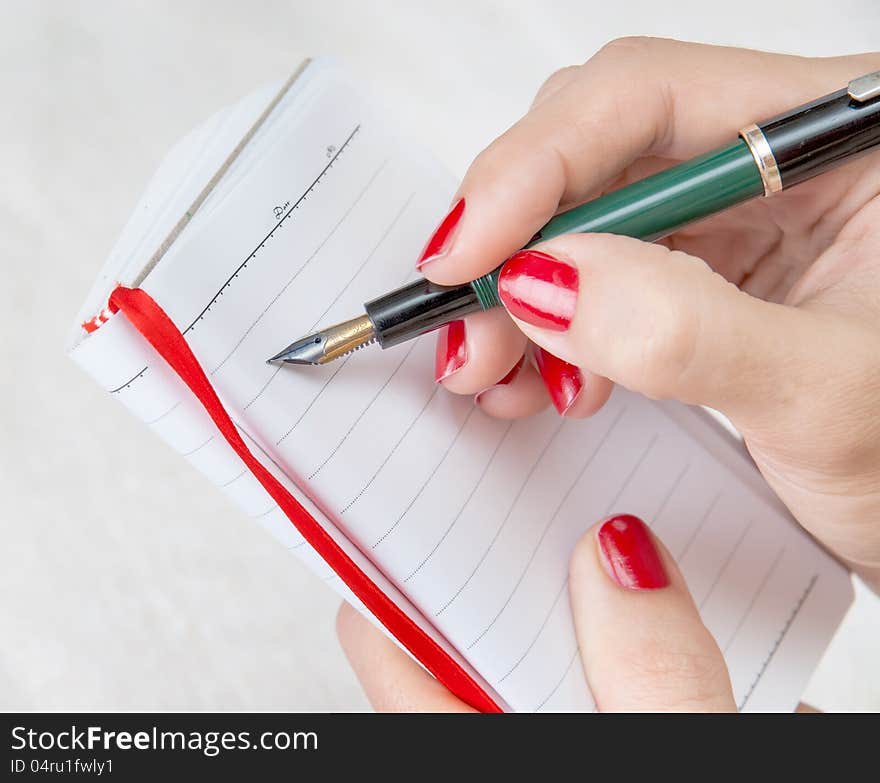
[638,308,699,399]
[533,65,581,106]
[616,259,701,399]
[606,248,726,401]
[595,35,662,63]
[586,37,678,149]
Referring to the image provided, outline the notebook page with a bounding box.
[70,294,500,709]
[84,62,852,712]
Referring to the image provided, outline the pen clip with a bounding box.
[848,70,880,104]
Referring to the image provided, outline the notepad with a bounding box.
[69,59,853,712]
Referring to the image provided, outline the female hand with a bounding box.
[338,514,737,712]
[422,39,880,590]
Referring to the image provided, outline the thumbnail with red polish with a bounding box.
[534,347,582,415]
[597,514,669,590]
[498,250,578,331]
[417,198,465,269]
[435,320,467,382]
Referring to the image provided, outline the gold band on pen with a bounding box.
[739,123,783,197]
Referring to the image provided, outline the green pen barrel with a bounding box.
[471,139,764,308]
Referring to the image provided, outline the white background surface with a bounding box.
[2,0,878,711]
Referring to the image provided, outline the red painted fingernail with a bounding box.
[498,250,579,331]
[475,356,524,405]
[417,198,465,269]
[435,320,467,382]
[596,514,669,590]
[534,347,582,415]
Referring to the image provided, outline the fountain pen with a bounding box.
[269,69,880,366]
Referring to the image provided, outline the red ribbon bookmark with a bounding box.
[108,285,500,713]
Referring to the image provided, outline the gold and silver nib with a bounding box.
[267,313,376,365]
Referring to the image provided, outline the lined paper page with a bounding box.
[73,60,852,712]
[70,293,501,707]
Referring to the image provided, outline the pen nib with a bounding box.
[266,334,328,365]
[267,314,376,365]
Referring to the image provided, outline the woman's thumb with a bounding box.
[497,234,820,430]
[570,514,736,712]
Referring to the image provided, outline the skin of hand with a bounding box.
[338,514,738,712]
[420,38,880,591]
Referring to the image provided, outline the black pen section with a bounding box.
[364,277,482,349]
[760,87,880,188]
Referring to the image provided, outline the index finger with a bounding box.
[419,38,870,286]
